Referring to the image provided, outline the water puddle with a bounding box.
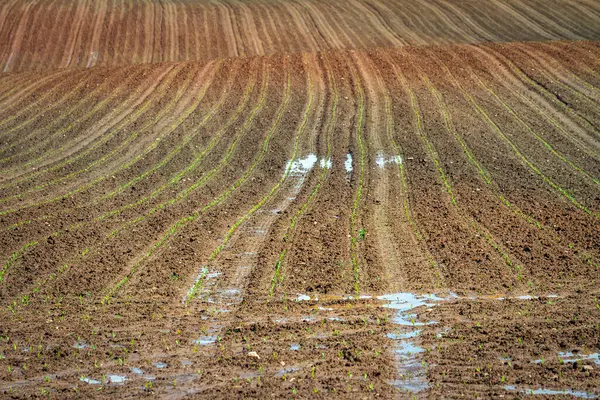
[504,385,598,398]
[73,341,89,349]
[378,292,448,393]
[286,154,318,177]
[345,153,353,173]
[559,352,599,365]
[218,288,242,301]
[320,158,332,169]
[292,293,371,302]
[378,293,444,326]
[248,227,266,235]
[108,374,127,384]
[185,266,209,301]
[193,335,217,346]
[153,362,168,369]
[534,352,600,365]
[184,269,223,303]
[388,330,421,340]
[290,343,301,351]
[375,153,402,168]
[276,366,301,377]
[130,367,144,375]
[296,294,311,301]
[389,379,428,394]
[239,371,260,380]
[80,376,101,385]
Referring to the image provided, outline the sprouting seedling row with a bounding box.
[0,62,209,209]
[450,63,597,217]
[484,46,600,140]
[345,56,367,296]
[103,67,291,303]
[97,63,263,225]
[473,70,600,188]
[186,66,314,302]
[379,54,442,286]
[396,56,525,283]
[0,73,92,159]
[0,69,85,135]
[99,62,250,202]
[424,71,600,274]
[8,64,269,308]
[270,54,337,297]
[0,65,187,216]
[0,241,37,284]
[0,67,152,175]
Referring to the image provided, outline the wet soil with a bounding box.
[0,16,600,400]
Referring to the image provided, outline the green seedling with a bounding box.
[358,228,366,240]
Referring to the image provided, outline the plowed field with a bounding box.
[1,1,600,398]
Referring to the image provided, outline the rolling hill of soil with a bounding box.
[0,1,599,398]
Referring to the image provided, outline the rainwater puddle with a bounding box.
[153,362,168,369]
[239,371,260,380]
[296,294,311,301]
[534,352,600,365]
[130,367,144,375]
[345,153,353,173]
[320,158,332,169]
[388,330,421,340]
[80,376,101,385]
[389,379,428,393]
[290,343,301,351]
[73,341,89,349]
[375,153,402,168]
[183,269,224,303]
[184,266,209,302]
[194,336,217,346]
[286,154,318,177]
[504,385,597,398]
[378,292,449,393]
[559,352,600,365]
[276,366,301,377]
[378,293,444,326]
[108,374,126,384]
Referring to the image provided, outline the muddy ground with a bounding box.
[0,2,600,399]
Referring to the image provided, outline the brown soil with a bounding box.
[1,1,600,399]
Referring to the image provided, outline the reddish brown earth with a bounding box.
[1,1,600,399]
